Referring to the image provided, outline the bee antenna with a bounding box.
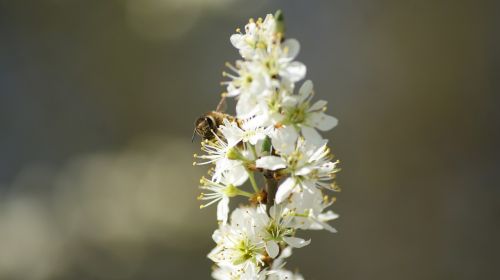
[191,127,197,142]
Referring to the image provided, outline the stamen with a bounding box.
[225,62,239,73]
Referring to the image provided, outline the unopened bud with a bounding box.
[275,10,285,37]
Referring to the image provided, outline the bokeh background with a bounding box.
[0,0,499,279]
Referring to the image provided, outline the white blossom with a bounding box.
[195,11,342,279]
[286,187,339,233]
[282,80,338,146]
[230,15,278,60]
[257,137,339,204]
[198,175,253,224]
[208,207,268,268]
[223,60,271,98]
[263,38,306,83]
[193,122,249,184]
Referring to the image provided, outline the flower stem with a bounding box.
[247,171,260,193]
[237,189,254,198]
[249,144,258,159]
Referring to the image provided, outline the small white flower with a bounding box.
[193,136,230,166]
[230,15,278,60]
[257,136,339,203]
[198,175,252,224]
[263,38,306,83]
[235,91,284,129]
[213,159,249,187]
[283,80,338,146]
[209,207,268,268]
[287,187,339,233]
[263,205,311,251]
[193,124,250,185]
[223,60,271,98]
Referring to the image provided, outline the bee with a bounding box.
[193,111,235,141]
[192,95,236,141]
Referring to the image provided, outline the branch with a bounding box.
[264,170,279,214]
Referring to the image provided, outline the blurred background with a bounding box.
[0,0,499,279]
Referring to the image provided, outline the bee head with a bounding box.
[194,114,218,140]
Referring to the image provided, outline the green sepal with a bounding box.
[261,136,272,155]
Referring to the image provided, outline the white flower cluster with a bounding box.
[194,12,340,280]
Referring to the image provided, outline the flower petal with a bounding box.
[236,92,261,118]
[309,100,327,112]
[219,162,248,186]
[280,61,306,82]
[275,177,296,204]
[300,179,317,193]
[230,34,243,48]
[300,126,326,148]
[217,197,230,224]
[310,112,338,131]
[271,126,298,155]
[283,236,311,248]
[295,166,313,176]
[282,38,300,60]
[219,119,243,147]
[298,80,313,102]
[318,210,339,221]
[316,220,337,233]
[280,246,293,259]
[256,156,286,170]
[211,229,222,243]
[265,240,280,258]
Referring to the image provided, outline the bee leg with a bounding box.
[216,94,227,112]
[210,128,218,140]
